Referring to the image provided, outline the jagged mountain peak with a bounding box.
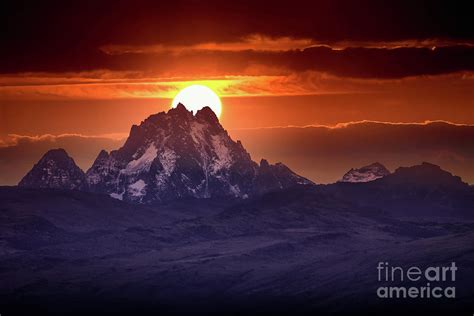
[260,159,270,168]
[96,149,110,160]
[19,148,87,190]
[84,106,311,203]
[168,102,194,119]
[195,106,219,124]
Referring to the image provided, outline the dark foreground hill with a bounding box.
[1,185,474,315]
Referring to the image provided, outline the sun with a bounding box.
[171,85,222,117]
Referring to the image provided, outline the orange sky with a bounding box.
[1,71,474,138]
[1,1,474,185]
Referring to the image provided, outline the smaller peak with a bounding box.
[196,106,219,124]
[39,148,78,167]
[420,161,441,169]
[340,162,390,183]
[260,159,270,168]
[144,111,166,125]
[173,103,190,114]
[43,148,71,160]
[175,103,188,112]
[130,124,140,133]
[168,103,192,118]
[45,148,68,155]
[19,148,86,190]
[97,149,109,160]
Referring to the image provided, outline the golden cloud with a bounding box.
[100,35,474,55]
[0,70,473,101]
[101,35,316,55]
[0,133,128,148]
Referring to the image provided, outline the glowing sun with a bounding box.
[171,85,222,117]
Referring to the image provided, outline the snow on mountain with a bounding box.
[340,162,390,183]
[19,148,87,190]
[128,179,147,199]
[210,134,232,173]
[123,143,157,175]
[84,104,313,203]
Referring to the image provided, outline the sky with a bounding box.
[1,1,474,184]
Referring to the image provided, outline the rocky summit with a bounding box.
[20,104,312,203]
[19,148,87,190]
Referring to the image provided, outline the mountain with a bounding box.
[85,104,312,203]
[340,162,390,183]
[18,148,87,190]
[328,162,474,219]
[380,162,467,189]
[253,159,312,195]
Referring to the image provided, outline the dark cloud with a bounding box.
[3,1,473,44]
[306,45,474,78]
[1,1,473,77]
[250,45,474,78]
[2,44,473,79]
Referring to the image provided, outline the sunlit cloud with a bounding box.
[0,133,128,148]
[100,35,474,55]
[0,70,360,100]
[0,77,255,100]
[313,39,474,51]
[101,35,316,55]
[231,120,474,131]
[1,70,473,100]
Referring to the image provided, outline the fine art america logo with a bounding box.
[377,262,457,299]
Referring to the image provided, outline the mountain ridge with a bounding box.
[327,161,474,219]
[19,104,313,203]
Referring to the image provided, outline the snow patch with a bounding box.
[155,148,178,188]
[123,144,157,175]
[159,148,178,175]
[211,134,233,173]
[343,171,381,183]
[128,179,147,197]
[340,164,390,183]
[110,192,124,200]
[229,184,241,197]
[190,121,206,144]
